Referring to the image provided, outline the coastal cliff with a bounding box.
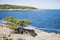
[0,4,37,10]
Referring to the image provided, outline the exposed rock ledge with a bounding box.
[0,9,38,11]
[0,26,60,40]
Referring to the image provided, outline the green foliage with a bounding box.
[3,37,8,40]
[19,20,31,27]
[4,16,15,22]
[4,16,31,29]
[18,38,25,40]
[9,39,13,40]
[4,16,16,29]
[3,36,13,40]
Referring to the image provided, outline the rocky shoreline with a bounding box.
[0,9,38,11]
[0,25,60,40]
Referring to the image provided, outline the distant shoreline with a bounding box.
[0,9,38,11]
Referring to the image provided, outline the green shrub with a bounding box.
[18,38,25,40]
[3,37,8,40]
[3,37,13,40]
[9,38,13,40]
[4,16,31,29]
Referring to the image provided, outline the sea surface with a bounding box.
[0,9,60,33]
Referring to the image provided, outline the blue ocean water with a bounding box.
[0,9,60,33]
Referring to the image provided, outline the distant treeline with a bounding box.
[0,4,37,9]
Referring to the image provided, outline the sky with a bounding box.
[0,0,60,9]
